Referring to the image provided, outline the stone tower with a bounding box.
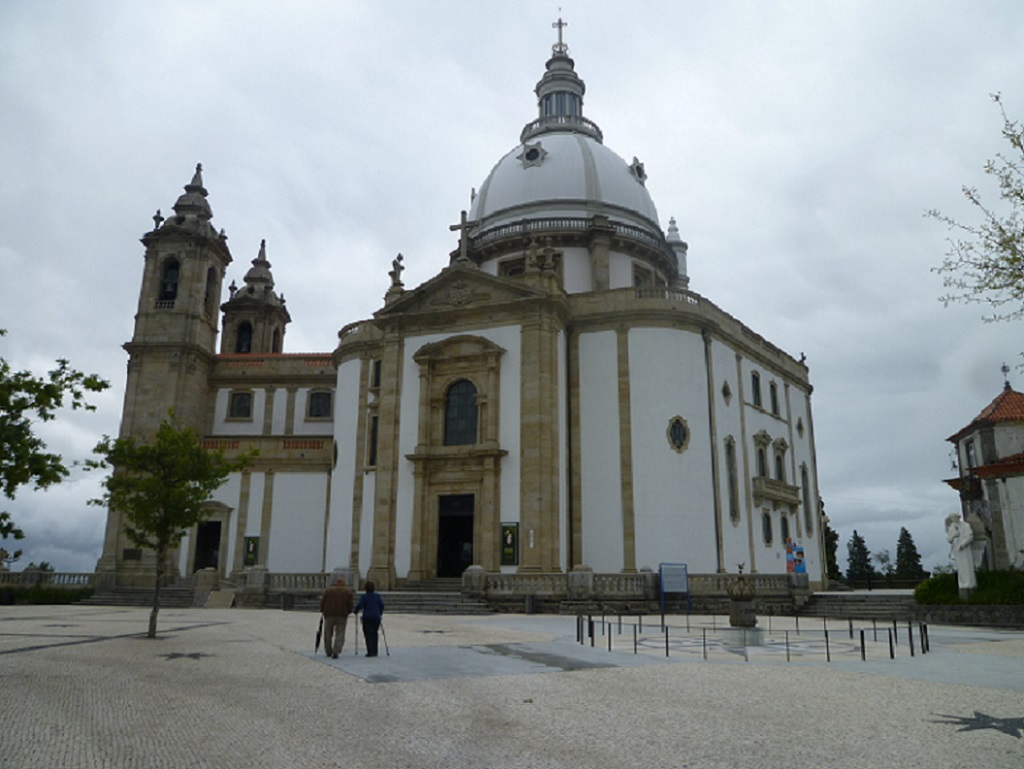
[96,164,232,577]
[220,239,290,354]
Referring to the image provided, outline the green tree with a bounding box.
[823,513,843,581]
[89,415,253,638]
[930,94,1024,323]
[895,526,928,580]
[1,329,109,563]
[846,530,877,582]
[874,549,895,583]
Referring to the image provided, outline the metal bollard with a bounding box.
[888,628,894,659]
[825,629,831,662]
[908,622,915,657]
[785,630,790,662]
[702,627,707,660]
[849,618,854,639]
[892,619,898,645]
[860,630,866,661]
[633,624,638,655]
[608,622,612,651]
[664,625,670,658]
[872,618,878,642]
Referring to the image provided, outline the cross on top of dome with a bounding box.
[552,15,569,56]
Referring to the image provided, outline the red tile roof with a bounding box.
[947,385,1024,442]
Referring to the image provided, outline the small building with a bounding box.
[945,376,1024,570]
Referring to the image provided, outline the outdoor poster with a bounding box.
[501,523,519,566]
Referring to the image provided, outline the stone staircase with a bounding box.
[798,592,918,621]
[80,584,197,608]
[291,578,494,615]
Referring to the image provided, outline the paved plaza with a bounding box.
[1,605,1022,768]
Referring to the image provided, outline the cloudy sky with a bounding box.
[2,1,1023,575]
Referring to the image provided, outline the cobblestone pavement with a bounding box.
[1,606,1022,768]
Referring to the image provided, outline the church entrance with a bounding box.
[193,521,221,572]
[437,494,474,578]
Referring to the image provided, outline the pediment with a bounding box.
[375,262,545,318]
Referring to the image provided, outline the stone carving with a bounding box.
[945,512,977,597]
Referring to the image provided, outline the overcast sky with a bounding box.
[2,1,1023,575]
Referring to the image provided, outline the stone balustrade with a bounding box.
[0,571,95,588]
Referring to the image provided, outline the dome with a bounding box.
[466,35,664,252]
[469,132,660,232]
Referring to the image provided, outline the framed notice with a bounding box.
[243,536,259,567]
[500,523,519,566]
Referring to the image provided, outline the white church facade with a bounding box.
[98,30,827,599]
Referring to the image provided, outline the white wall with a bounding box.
[628,328,717,573]
[998,477,1024,568]
[325,359,362,571]
[995,422,1024,460]
[267,472,328,572]
[578,330,623,572]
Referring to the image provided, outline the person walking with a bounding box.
[319,577,354,659]
[354,580,385,657]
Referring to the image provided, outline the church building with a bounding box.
[98,27,826,597]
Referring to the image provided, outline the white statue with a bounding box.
[945,512,977,594]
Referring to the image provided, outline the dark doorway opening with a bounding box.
[194,521,221,572]
[437,494,474,578]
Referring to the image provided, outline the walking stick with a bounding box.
[380,620,390,656]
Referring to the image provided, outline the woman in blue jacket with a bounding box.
[354,581,385,657]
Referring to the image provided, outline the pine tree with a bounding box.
[895,526,927,580]
[823,513,842,580]
[846,530,876,582]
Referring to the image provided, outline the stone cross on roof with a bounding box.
[449,210,476,263]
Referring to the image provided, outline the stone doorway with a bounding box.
[437,494,474,578]
[193,520,221,572]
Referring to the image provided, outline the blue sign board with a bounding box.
[659,562,691,616]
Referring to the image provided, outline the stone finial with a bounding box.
[152,209,164,229]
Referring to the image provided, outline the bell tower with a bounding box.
[119,164,232,433]
[220,239,291,354]
[98,164,232,577]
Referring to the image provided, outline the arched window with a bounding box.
[757,447,767,478]
[780,515,790,544]
[774,453,785,482]
[272,328,282,353]
[159,259,180,301]
[444,379,478,446]
[235,322,253,354]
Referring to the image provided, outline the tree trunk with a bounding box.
[149,548,164,638]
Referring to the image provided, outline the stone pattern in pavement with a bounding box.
[1,606,1022,768]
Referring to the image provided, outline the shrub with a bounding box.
[915,570,1024,605]
[915,573,960,604]
[0,585,94,605]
